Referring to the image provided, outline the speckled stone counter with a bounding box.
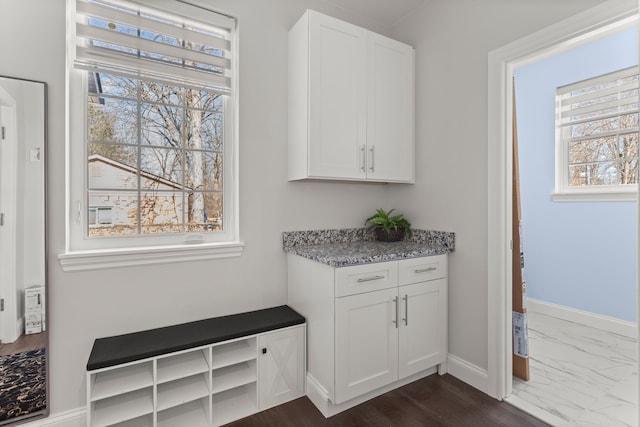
[283,228,454,268]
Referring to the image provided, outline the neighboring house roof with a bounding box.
[88,72,104,105]
[88,154,187,190]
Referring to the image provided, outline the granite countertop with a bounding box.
[283,228,454,268]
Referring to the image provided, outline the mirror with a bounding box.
[0,76,47,425]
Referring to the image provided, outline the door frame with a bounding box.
[0,101,19,344]
[486,0,639,400]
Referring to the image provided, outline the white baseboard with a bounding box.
[19,408,85,427]
[527,298,637,339]
[447,353,489,395]
[306,368,438,418]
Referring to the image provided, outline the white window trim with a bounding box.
[61,0,243,270]
[551,187,637,202]
[58,242,245,272]
[553,66,639,201]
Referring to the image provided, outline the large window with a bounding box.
[63,0,240,266]
[86,73,224,237]
[555,66,639,199]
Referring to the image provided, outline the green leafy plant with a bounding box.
[365,208,413,241]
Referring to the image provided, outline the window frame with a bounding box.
[61,0,242,271]
[89,206,114,225]
[553,66,639,202]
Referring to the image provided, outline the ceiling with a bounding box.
[319,0,427,27]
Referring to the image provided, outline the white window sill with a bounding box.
[551,190,637,202]
[58,241,245,272]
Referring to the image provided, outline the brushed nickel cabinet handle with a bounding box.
[393,297,398,328]
[415,267,437,274]
[369,146,375,172]
[403,294,408,326]
[357,275,385,283]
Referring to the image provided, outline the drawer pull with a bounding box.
[415,267,437,274]
[357,275,385,283]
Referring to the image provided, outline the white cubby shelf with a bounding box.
[86,306,305,427]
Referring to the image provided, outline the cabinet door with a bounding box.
[335,288,398,404]
[308,10,367,180]
[258,326,305,410]
[366,32,414,183]
[398,279,447,379]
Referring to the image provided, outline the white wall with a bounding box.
[0,0,608,420]
[0,0,404,418]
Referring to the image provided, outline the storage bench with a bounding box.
[86,305,306,427]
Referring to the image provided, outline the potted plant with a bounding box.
[365,208,413,242]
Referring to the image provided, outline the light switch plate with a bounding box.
[30,147,41,162]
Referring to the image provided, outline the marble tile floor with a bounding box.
[507,311,638,426]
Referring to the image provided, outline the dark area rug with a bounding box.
[0,348,46,423]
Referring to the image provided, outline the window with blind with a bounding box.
[555,66,639,198]
[70,0,237,254]
[65,0,240,260]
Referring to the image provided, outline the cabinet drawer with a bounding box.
[335,262,398,297]
[398,255,447,286]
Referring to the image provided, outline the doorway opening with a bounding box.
[507,23,638,425]
[486,0,639,422]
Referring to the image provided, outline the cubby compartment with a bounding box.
[158,397,210,427]
[90,387,153,427]
[90,361,153,401]
[157,348,209,384]
[212,359,257,394]
[212,383,258,427]
[108,414,153,427]
[211,338,256,370]
[157,373,210,412]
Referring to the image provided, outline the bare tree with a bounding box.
[568,84,638,187]
[87,74,223,234]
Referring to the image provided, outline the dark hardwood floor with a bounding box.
[226,374,549,427]
[0,332,46,356]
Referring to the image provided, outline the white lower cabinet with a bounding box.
[287,253,447,415]
[334,278,447,404]
[258,326,305,409]
[335,287,399,403]
[87,325,305,427]
[398,279,447,379]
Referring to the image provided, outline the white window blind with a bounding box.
[74,0,234,94]
[556,66,639,190]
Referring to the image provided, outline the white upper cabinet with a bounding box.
[308,11,366,180]
[366,33,415,182]
[288,10,415,183]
